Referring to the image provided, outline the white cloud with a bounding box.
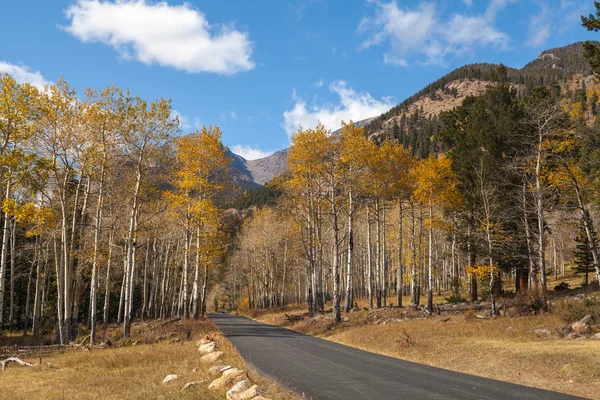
[229,111,238,120]
[462,0,473,6]
[63,0,254,75]
[171,109,201,131]
[358,0,511,66]
[526,4,551,47]
[315,79,324,88]
[525,1,588,47]
[0,62,49,90]
[171,109,191,130]
[231,145,274,160]
[283,80,394,137]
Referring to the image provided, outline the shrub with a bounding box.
[445,293,464,304]
[554,298,600,324]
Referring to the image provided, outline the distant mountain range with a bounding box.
[230,41,597,188]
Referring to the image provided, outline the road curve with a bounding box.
[209,313,584,400]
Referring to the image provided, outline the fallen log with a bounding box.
[284,314,305,323]
[1,357,36,371]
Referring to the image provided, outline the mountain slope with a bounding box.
[230,41,597,187]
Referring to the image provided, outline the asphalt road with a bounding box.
[209,313,585,400]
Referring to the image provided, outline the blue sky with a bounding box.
[0,0,597,159]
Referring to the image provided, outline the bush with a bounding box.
[445,293,464,304]
[554,298,600,324]
[510,290,548,315]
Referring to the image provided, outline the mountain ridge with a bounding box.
[231,41,597,187]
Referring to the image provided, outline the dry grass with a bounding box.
[0,319,297,400]
[324,315,600,399]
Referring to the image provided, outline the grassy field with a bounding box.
[248,273,600,399]
[0,319,297,400]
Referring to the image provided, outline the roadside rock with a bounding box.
[592,333,600,339]
[162,374,179,384]
[343,317,350,322]
[571,315,594,334]
[181,380,205,390]
[208,365,232,376]
[231,384,268,400]
[226,379,251,399]
[208,368,248,390]
[196,337,213,347]
[506,327,517,332]
[198,342,217,354]
[201,351,223,364]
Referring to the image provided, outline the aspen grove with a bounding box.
[0,74,234,344]
[226,69,600,322]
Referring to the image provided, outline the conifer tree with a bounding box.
[574,218,598,286]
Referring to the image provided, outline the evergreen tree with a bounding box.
[582,2,600,77]
[574,218,598,285]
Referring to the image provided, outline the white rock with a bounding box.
[181,380,204,390]
[201,351,223,364]
[162,374,179,384]
[226,379,251,399]
[208,368,247,390]
[198,342,217,354]
[232,384,268,400]
[208,365,232,376]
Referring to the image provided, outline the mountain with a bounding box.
[230,41,597,187]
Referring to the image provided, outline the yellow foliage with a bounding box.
[465,264,499,279]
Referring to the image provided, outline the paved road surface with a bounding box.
[210,313,584,400]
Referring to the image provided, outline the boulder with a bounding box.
[181,380,205,390]
[592,333,600,340]
[231,384,268,400]
[208,368,248,390]
[565,332,582,340]
[198,342,217,354]
[208,365,232,376]
[571,315,594,334]
[226,379,251,399]
[343,317,350,322]
[162,374,179,384]
[557,325,572,337]
[201,351,223,364]
[196,337,213,347]
[534,328,551,337]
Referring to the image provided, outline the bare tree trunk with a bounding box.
[124,160,142,338]
[200,261,209,318]
[0,177,12,332]
[427,198,434,313]
[410,202,418,307]
[72,176,90,339]
[366,205,373,309]
[382,202,387,307]
[192,226,201,319]
[331,184,341,323]
[9,219,16,333]
[103,225,114,327]
[53,233,65,344]
[397,200,404,308]
[32,240,47,337]
[375,199,381,308]
[344,189,354,312]
[534,136,547,296]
